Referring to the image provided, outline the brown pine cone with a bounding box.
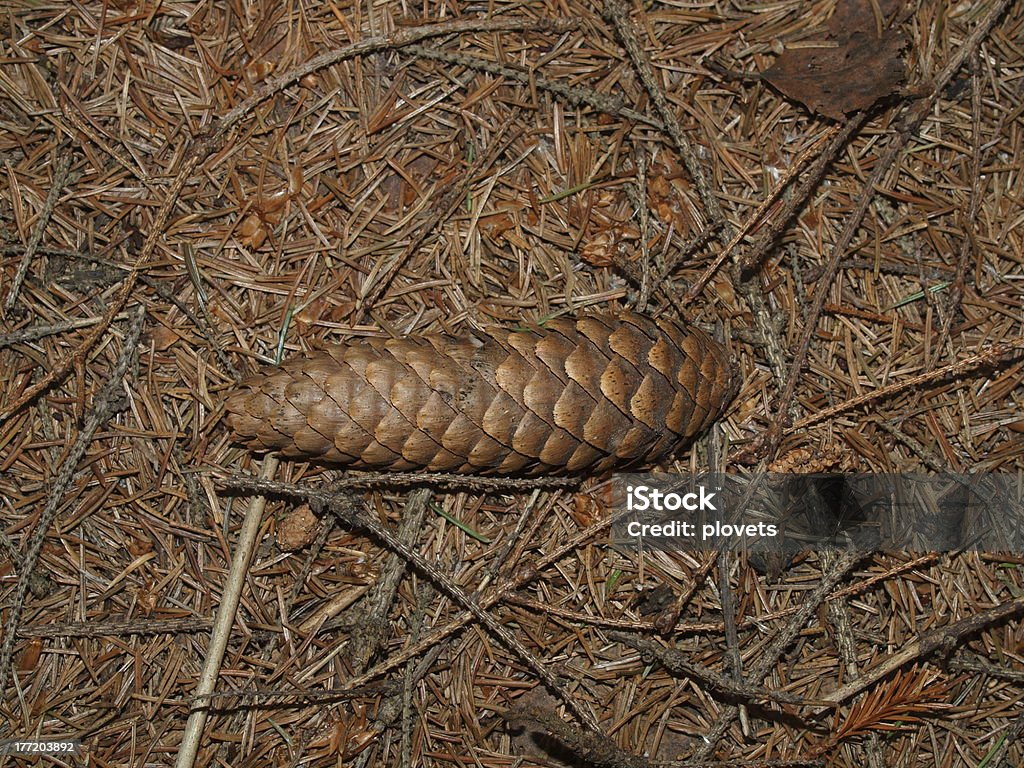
[224,312,736,475]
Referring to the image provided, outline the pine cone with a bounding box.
[224,312,736,474]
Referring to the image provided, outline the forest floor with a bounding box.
[0,0,1023,766]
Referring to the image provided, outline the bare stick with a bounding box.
[219,477,613,706]
[0,315,123,348]
[174,455,279,768]
[214,18,576,141]
[735,115,868,275]
[219,470,576,495]
[608,631,815,707]
[688,551,859,763]
[17,617,212,639]
[318,492,602,731]
[403,44,662,129]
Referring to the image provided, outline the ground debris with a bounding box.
[763,0,907,119]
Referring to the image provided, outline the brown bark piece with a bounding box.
[762,0,907,120]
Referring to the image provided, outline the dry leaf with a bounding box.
[579,228,620,267]
[245,59,275,83]
[237,212,267,249]
[137,579,159,615]
[763,0,907,120]
[571,492,599,526]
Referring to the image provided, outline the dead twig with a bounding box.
[687,550,859,763]
[219,476,613,703]
[0,315,124,348]
[219,475,602,731]
[316,489,602,731]
[16,617,212,639]
[811,596,1024,714]
[345,488,431,670]
[608,631,814,707]
[756,0,1017,462]
[788,335,1024,432]
[219,470,577,494]
[3,149,75,312]
[507,702,826,768]
[189,681,396,708]
[685,120,862,300]
[825,583,887,768]
[175,454,280,768]
[505,703,655,768]
[403,43,662,129]
[0,303,147,719]
[214,17,576,142]
[602,0,722,230]
[734,115,869,276]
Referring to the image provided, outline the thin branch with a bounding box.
[214,18,577,141]
[318,491,602,732]
[0,304,147,719]
[734,115,869,276]
[756,0,1016,462]
[609,631,816,707]
[174,454,280,768]
[403,43,662,129]
[788,335,1024,432]
[602,0,723,230]
[219,470,577,494]
[17,617,212,639]
[219,476,612,699]
[687,551,859,762]
[0,315,123,349]
[4,150,75,312]
[811,596,1024,715]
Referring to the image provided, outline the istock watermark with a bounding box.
[610,473,1024,553]
[625,484,718,512]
